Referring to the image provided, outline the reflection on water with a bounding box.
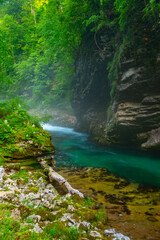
[42,123,160,187]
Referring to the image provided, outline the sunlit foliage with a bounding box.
[0,0,159,108]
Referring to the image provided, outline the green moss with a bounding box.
[0,99,54,160]
[36,209,57,221]
[0,208,26,239]
[15,190,21,194]
[44,221,80,240]
[33,171,47,180]
[94,208,107,225]
[11,169,29,181]
[71,195,84,205]
[0,203,15,210]
[59,201,69,208]
[27,186,39,193]
[18,205,32,219]
[83,197,94,207]
[43,167,49,174]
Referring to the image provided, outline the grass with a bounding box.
[11,169,29,183]
[0,207,80,240]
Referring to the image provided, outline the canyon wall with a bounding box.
[72,32,160,151]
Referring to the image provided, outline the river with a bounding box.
[42,123,160,187]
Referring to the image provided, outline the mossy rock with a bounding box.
[59,201,69,208]
[16,230,37,240]
[16,179,27,186]
[33,171,47,180]
[27,186,39,193]
[45,220,81,239]
[15,190,21,195]
[71,194,84,205]
[18,205,32,219]
[79,208,107,225]
[36,209,58,221]
[0,203,15,210]
[5,164,21,171]
[80,209,97,222]
[9,134,54,159]
[43,167,49,174]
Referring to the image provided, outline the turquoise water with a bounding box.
[43,124,160,187]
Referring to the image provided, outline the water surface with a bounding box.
[42,124,160,187]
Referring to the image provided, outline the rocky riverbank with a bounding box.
[0,165,131,240]
[57,167,160,240]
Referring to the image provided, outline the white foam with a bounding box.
[41,123,87,137]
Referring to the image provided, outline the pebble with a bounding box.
[67,205,75,213]
[33,223,43,233]
[113,233,130,240]
[27,214,41,223]
[89,231,102,239]
[11,208,21,220]
[104,229,130,240]
[80,221,91,230]
[104,229,115,236]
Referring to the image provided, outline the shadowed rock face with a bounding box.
[72,33,160,150]
[71,32,112,134]
[107,58,160,149]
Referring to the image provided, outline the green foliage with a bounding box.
[44,222,80,240]
[95,208,107,224]
[0,0,159,109]
[0,98,39,146]
[85,0,117,32]
[11,169,29,182]
[84,197,94,207]
[0,98,53,160]
[0,210,20,239]
[0,0,97,109]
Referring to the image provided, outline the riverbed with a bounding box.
[41,123,160,240]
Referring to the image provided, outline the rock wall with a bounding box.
[72,32,112,136]
[72,34,160,151]
[107,57,160,150]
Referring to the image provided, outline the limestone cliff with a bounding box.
[72,33,160,151]
[106,57,160,150]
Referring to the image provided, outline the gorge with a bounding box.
[72,31,160,151]
[0,1,160,239]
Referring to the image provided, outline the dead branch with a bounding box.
[38,158,84,198]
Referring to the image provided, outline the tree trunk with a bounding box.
[38,158,84,198]
[31,0,37,25]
